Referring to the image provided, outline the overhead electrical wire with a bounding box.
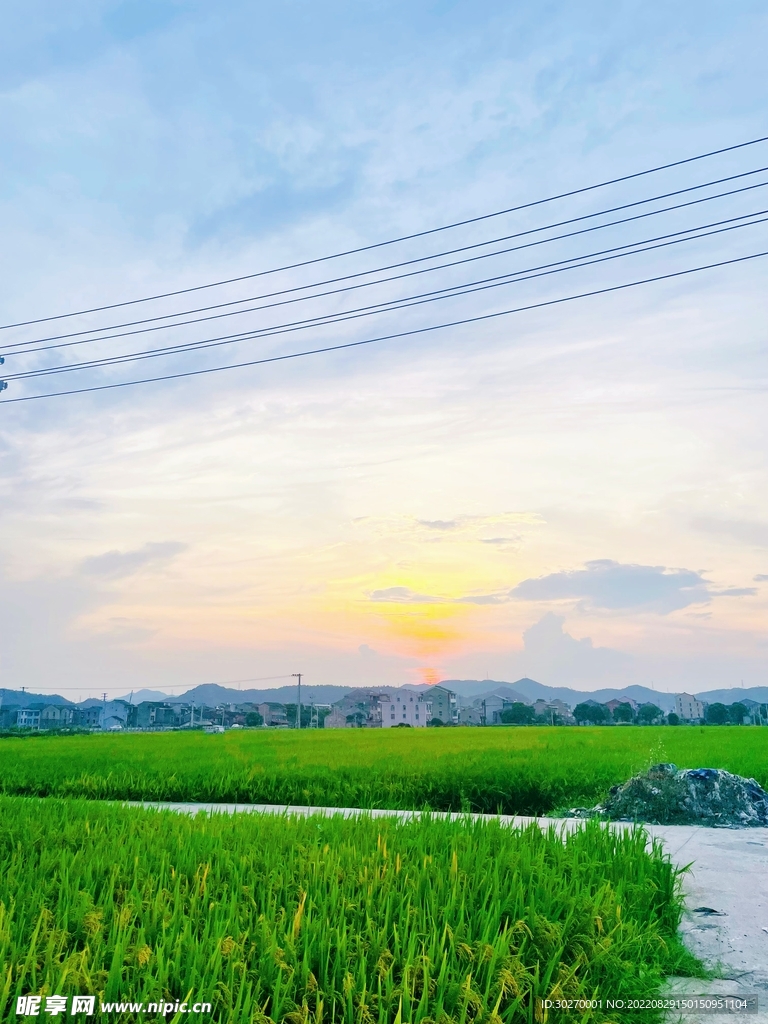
[2,133,767,332]
[6,169,768,354]
[2,250,766,404]
[6,209,766,383]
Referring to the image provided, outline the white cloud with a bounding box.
[520,613,632,685]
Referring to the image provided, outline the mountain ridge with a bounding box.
[2,679,766,711]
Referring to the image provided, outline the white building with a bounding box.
[17,707,41,729]
[379,688,432,727]
[675,693,705,722]
[99,699,132,731]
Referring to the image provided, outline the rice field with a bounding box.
[0,796,701,1023]
[0,725,766,814]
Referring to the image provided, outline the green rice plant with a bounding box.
[0,726,766,814]
[0,797,699,1023]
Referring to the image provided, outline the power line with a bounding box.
[7,210,766,383]
[2,133,767,331]
[3,249,765,404]
[8,173,768,355]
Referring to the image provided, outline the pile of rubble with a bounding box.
[566,763,768,827]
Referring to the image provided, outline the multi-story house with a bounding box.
[40,704,75,729]
[422,685,458,724]
[133,701,177,729]
[98,699,133,730]
[73,704,103,729]
[379,688,431,727]
[480,694,506,725]
[17,706,43,729]
[675,693,705,722]
[258,702,289,727]
[532,698,574,723]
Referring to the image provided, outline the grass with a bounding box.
[0,726,766,814]
[0,796,701,1023]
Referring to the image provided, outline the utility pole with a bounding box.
[292,673,302,730]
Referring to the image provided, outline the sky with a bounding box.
[0,0,767,699]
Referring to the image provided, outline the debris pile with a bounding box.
[566,763,768,827]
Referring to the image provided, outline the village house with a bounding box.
[258,702,289,727]
[133,701,177,729]
[675,693,706,722]
[98,699,133,730]
[16,706,43,729]
[379,688,431,727]
[480,694,507,725]
[459,705,483,725]
[322,707,349,729]
[73,705,102,728]
[532,698,575,723]
[422,685,458,724]
[40,704,75,729]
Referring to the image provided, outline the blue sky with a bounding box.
[0,0,767,697]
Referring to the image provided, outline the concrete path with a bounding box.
[138,802,768,1016]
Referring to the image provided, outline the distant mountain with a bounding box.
[0,688,72,707]
[441,678,535,699]
[117,688,172,703]
[444,678,677,711]
[12,678,765,714]
[511,679,677,712]
[695,686,768,706]
[459,685,533,706]
[161,683,354,706]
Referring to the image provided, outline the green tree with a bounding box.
[245,711,263,727]
[501,703,536,725]
[667,712,680,726]
[428,717,444,727]
[612,702,635,724]
[638,703,662,725]
[705,702,728,725]
[728,702,748,725]
[574,702,609,725]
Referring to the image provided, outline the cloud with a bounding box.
[358,643,377,657]
[417,520,458,531]
[368,560,758,613]
[754,574,768,582]
[520,613,633,684]
[80,541,187,581]
[510,559,712,613]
